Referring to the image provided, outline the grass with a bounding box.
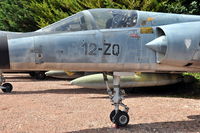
[184,73,200,80]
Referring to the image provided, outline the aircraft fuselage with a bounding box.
[1,9,200,73]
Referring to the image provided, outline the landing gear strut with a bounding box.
[103,72,130,127]
[0,70,13,93]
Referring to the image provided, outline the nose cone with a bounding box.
[0,35,10,69]
[146,36,167,54]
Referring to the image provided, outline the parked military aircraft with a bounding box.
[1,8,200,127]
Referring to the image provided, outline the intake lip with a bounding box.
[0,35,10,69]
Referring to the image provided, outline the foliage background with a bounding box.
[0,0,199,32]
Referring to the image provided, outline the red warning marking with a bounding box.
[130,33,140,39]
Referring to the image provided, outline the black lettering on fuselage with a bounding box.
[104,43,111,55]
[81,42,120,56]
[88,43,97,55]
[112,44,119,56]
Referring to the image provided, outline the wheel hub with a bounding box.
[119,115,128,125]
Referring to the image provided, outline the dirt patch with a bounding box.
[0,73,199,133]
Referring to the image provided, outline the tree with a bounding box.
[158,0,200,14]
[0,0,199,32]
[28,0,161,28]
[0,0,37,32]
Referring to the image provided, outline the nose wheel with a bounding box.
[2,83,13,93]
[103,72,130,127]
[0,71,13,93]
[110,110,129,127]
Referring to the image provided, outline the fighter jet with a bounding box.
[1,8,200,127]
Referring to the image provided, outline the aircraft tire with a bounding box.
[29,72,35,77]
[35,71,46,80]
[114,111,129,127]
[110,110,116,122]
[110,110,122,122]
[2,83,13,93]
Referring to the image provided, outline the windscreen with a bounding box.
[38,13,88,32]
[89,9,137,29]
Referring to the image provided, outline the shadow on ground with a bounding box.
[0,81,199,99]
[2,73,200,99]
[2,88,106,95]
[68,115,200,133]
[124,81,200,99]
[5,75,64,82]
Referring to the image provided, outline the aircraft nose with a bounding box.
[0,35,10,69]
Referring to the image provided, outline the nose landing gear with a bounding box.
[0,70,13,93]
[1,83,13,93]
[110,110,129,127]
[103,72,130,127]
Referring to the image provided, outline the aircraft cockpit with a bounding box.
[88,9,138,29]
[37,9,138,32]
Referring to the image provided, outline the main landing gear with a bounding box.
[103,72,130,127]
[0,70,13,93]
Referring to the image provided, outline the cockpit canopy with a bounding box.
[38,9,138,32]
[90,9,137,29]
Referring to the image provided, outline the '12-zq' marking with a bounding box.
[81,43,120,56]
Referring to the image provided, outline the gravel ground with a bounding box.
[0,73,200,133]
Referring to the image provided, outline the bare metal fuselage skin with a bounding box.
[1,9,200,72]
